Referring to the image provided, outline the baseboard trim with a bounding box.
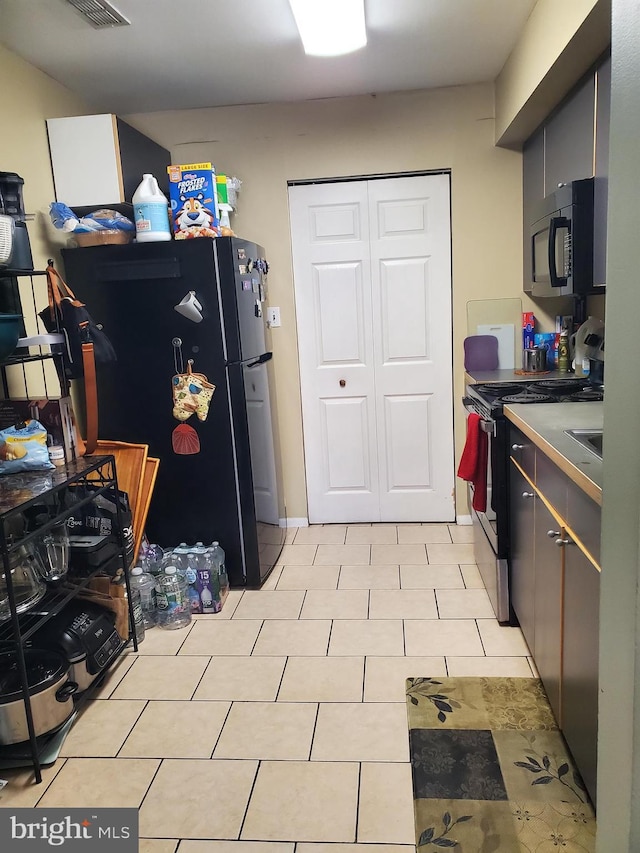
[280,517,309,528]
[456,515,473,526]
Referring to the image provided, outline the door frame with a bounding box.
[288,169,455,524]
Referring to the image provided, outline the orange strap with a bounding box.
[45,262,85,323]
[82,341,98,455]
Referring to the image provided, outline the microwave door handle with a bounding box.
[548,216,570,288]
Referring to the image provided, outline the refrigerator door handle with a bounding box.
[247,351,272,368]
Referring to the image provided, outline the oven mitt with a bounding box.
[172,364,216,422]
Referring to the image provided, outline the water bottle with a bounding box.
[155,565,191,630]
[132,173,172,242]
[129,585,146,644]
[130,566,157,628]
[194,543,220,613]
[209,541,229,597]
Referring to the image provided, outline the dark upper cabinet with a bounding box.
[522,55,610,293]
[544,76,596,196]
[594,56,611,286]
[522,130,544,293]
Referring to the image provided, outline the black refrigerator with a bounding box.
[61,237,286,587]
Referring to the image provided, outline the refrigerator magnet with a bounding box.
[237,247,246,260]
[238,264,247,274]
[252,280,259,294]
[242,278,252,291]
[259,283,266,302]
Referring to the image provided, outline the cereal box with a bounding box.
[167,163,220,239]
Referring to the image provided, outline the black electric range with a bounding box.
[462,377,603,623]
[465,379,603,417]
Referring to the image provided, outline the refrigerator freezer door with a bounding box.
[218,238,268,363]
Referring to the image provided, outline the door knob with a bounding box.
[547,530,561,538]
[512,444,524,451]
[339,379,346,387]
[522,492,535,499]
[555,537,574,547]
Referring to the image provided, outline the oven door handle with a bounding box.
[463,398,496,436]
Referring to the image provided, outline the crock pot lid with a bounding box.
[0,649,68,702]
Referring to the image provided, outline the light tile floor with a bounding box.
[0,523,536,852]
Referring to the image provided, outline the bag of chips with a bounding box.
[0,419,55,474]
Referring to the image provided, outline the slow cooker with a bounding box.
[0,649,77,744]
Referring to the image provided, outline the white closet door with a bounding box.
[289,174,454,523]
[289,181,380,522]
[368,174,454,521]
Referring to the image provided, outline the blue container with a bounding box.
[0,314,22,362]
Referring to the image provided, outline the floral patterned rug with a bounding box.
[406,677,597,851]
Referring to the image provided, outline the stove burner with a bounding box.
[501,391,554,404]
[472,383,525,398]
[568,389,604,402]
[530,379,584,394]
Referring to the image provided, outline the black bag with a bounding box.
[40,261,116,380]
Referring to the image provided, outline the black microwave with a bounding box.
[529,178,594,297]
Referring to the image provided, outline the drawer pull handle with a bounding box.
[555,537,574,547]
[547,530,561,538]
[522,491,535,499]
[512,444,524,451]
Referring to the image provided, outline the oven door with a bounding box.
[463,405,510,623]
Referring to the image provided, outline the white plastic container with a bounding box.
[132,173,171,242]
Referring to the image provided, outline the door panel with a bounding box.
[381,258,429,361]
[314,262,365,364]
[290,174,453,522]
[384,394,432,490]
[369,174,454,521]
[321,396,372,490]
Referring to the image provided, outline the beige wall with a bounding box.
[0,44,89,268]
[127,85,524,520]
[495,0,610,147]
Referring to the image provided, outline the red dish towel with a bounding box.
[457,413,488,512]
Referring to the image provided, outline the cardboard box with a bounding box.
[167,162,220,239]
[534,333,559,369]
[522,312,535,349]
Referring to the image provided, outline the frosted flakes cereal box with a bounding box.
[167,163,220,239]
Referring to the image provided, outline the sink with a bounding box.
[564,429,603,458]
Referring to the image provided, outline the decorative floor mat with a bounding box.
[406,677,596,851]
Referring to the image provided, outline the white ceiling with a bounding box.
[0,0,537,115]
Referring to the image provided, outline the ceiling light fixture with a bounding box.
[288,0,367,57]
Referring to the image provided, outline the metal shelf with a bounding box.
[0,453,136,782]
[0,566,117,647]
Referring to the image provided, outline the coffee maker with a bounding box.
[0,172,33,272]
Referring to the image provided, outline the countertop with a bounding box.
[504,402,603,505]
[464,369,580,384]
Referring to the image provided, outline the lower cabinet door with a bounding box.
[562,538,600,806]
[533,499,563,725]
[509,463,535,652]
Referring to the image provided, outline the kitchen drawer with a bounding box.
[566,479,601,566]
[509,425,535,479]
[535,451,568,520]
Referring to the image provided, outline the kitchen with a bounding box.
[0,0,638,849]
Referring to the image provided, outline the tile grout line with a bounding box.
[249,620,265,655]
[113,698,150,759]
[189,655,214,699]
[475,619,487,656]
[308,701,321,761]
[354,761,363,844]
[236,758,262,841]
[274,654,289,702]
[208,698,234,758]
